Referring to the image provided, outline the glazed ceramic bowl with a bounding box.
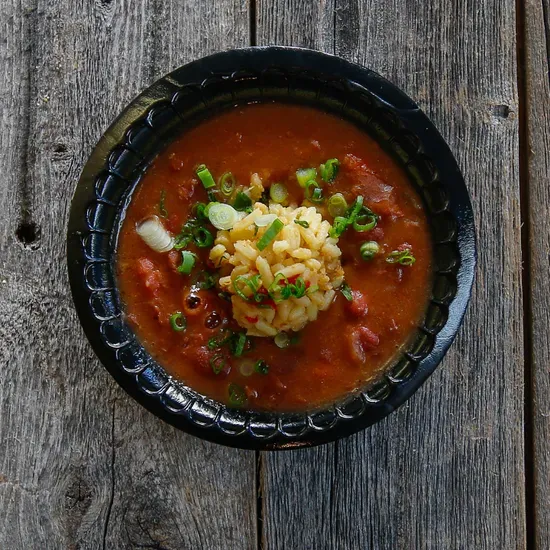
[67,46,476,449]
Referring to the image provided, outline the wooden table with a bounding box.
[1,1,548,548]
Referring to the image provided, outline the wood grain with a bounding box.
[0,1,255,549]
[257,1,526,548]
[525,1,550,548]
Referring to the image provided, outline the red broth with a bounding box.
[117,103,432,411]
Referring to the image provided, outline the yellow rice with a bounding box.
[209,182,344,336]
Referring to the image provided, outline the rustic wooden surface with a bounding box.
[525,0,550,549]
[0,1,256,549]
[0,0,546,548]
[257,0,526,549]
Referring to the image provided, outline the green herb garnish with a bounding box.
[254,360,269,375]
[339,282,353,301]
[228,383,247,406]
[169,311,186,332]
[386,249,416,266]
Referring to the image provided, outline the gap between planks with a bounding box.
[516,0,535,548]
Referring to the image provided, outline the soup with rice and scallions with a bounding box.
[117,103,432,411]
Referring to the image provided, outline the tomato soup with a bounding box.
[117,103,432,411]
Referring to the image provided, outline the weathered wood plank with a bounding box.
[0,1,255,549]
[525,0,550,548]
[258,1,525,548]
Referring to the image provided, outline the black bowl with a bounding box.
[67,46,476,450]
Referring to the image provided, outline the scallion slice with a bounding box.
[339,282,353,301]
[320,158,340,183]
[193,226,214,248]
[257,218,284,251]
[233,191,253,211]
[386,249,416,266]
[210,354,226,375]
[233,274,262,302]
[219,172,236,197]
[228,383,247,406]
[305,180,323,203]
[194,202,209,221]
[208,202,241,230]
[233,332,247,357]
[255,214,278,227]
[353,207,378,232]
[360,241,380,261]
[296,167,317,188]
[169,311,187,332]
[294,219,309,228]
[269,182,289,204]
[177,251,197,274]
[327,193,348,217]
[254,360,269,375]
[196,164,216,190]
[329,216,349,239]
[274,332,290,349]
[238,359,256,377]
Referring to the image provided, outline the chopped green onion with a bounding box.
[233,191,253,211]
[292,277,307,298]
[159,190,168,218]
[307,284,319,295]
[254,360,269,375]
[228,383,247,406]
[193,270,219,290]
[353,207,378,232]
[294,219,309,228]
[360,241,380,261]
[320,158,340,183]
[208,203,241,230]
[255,214,277,227]
[177,251,197,274]
[327,193,348,217]
[238,359,256,377]
[174,219,214,249]
[196,164,216,190]
[329,216,349,239]
[274,332,290,349]
[257,218,284,251]
[296,167,317,188]
[207,190,218,202]
[347,195,364,225]
[387,249,416,266]
[233,332,247,357]
[305,180,323,203]
[270,182,289,204]
[193,226,214,248]
[339,282,353,301]
[210,353,227,375]
[219,172,236,197]
[208,328,232,350]
[194,202,209,221]
[169,312,186,332]
[233,274,262,302]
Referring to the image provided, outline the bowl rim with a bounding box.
[67,45,477,450]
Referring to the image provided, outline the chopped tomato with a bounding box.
[136,258,162,294]
[167,250,180,271]
[344,153,403,218]
[245,315,259,323]
[348,326,380,364]
[346,290,369,318]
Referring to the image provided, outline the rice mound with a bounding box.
[209,199,344,337]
